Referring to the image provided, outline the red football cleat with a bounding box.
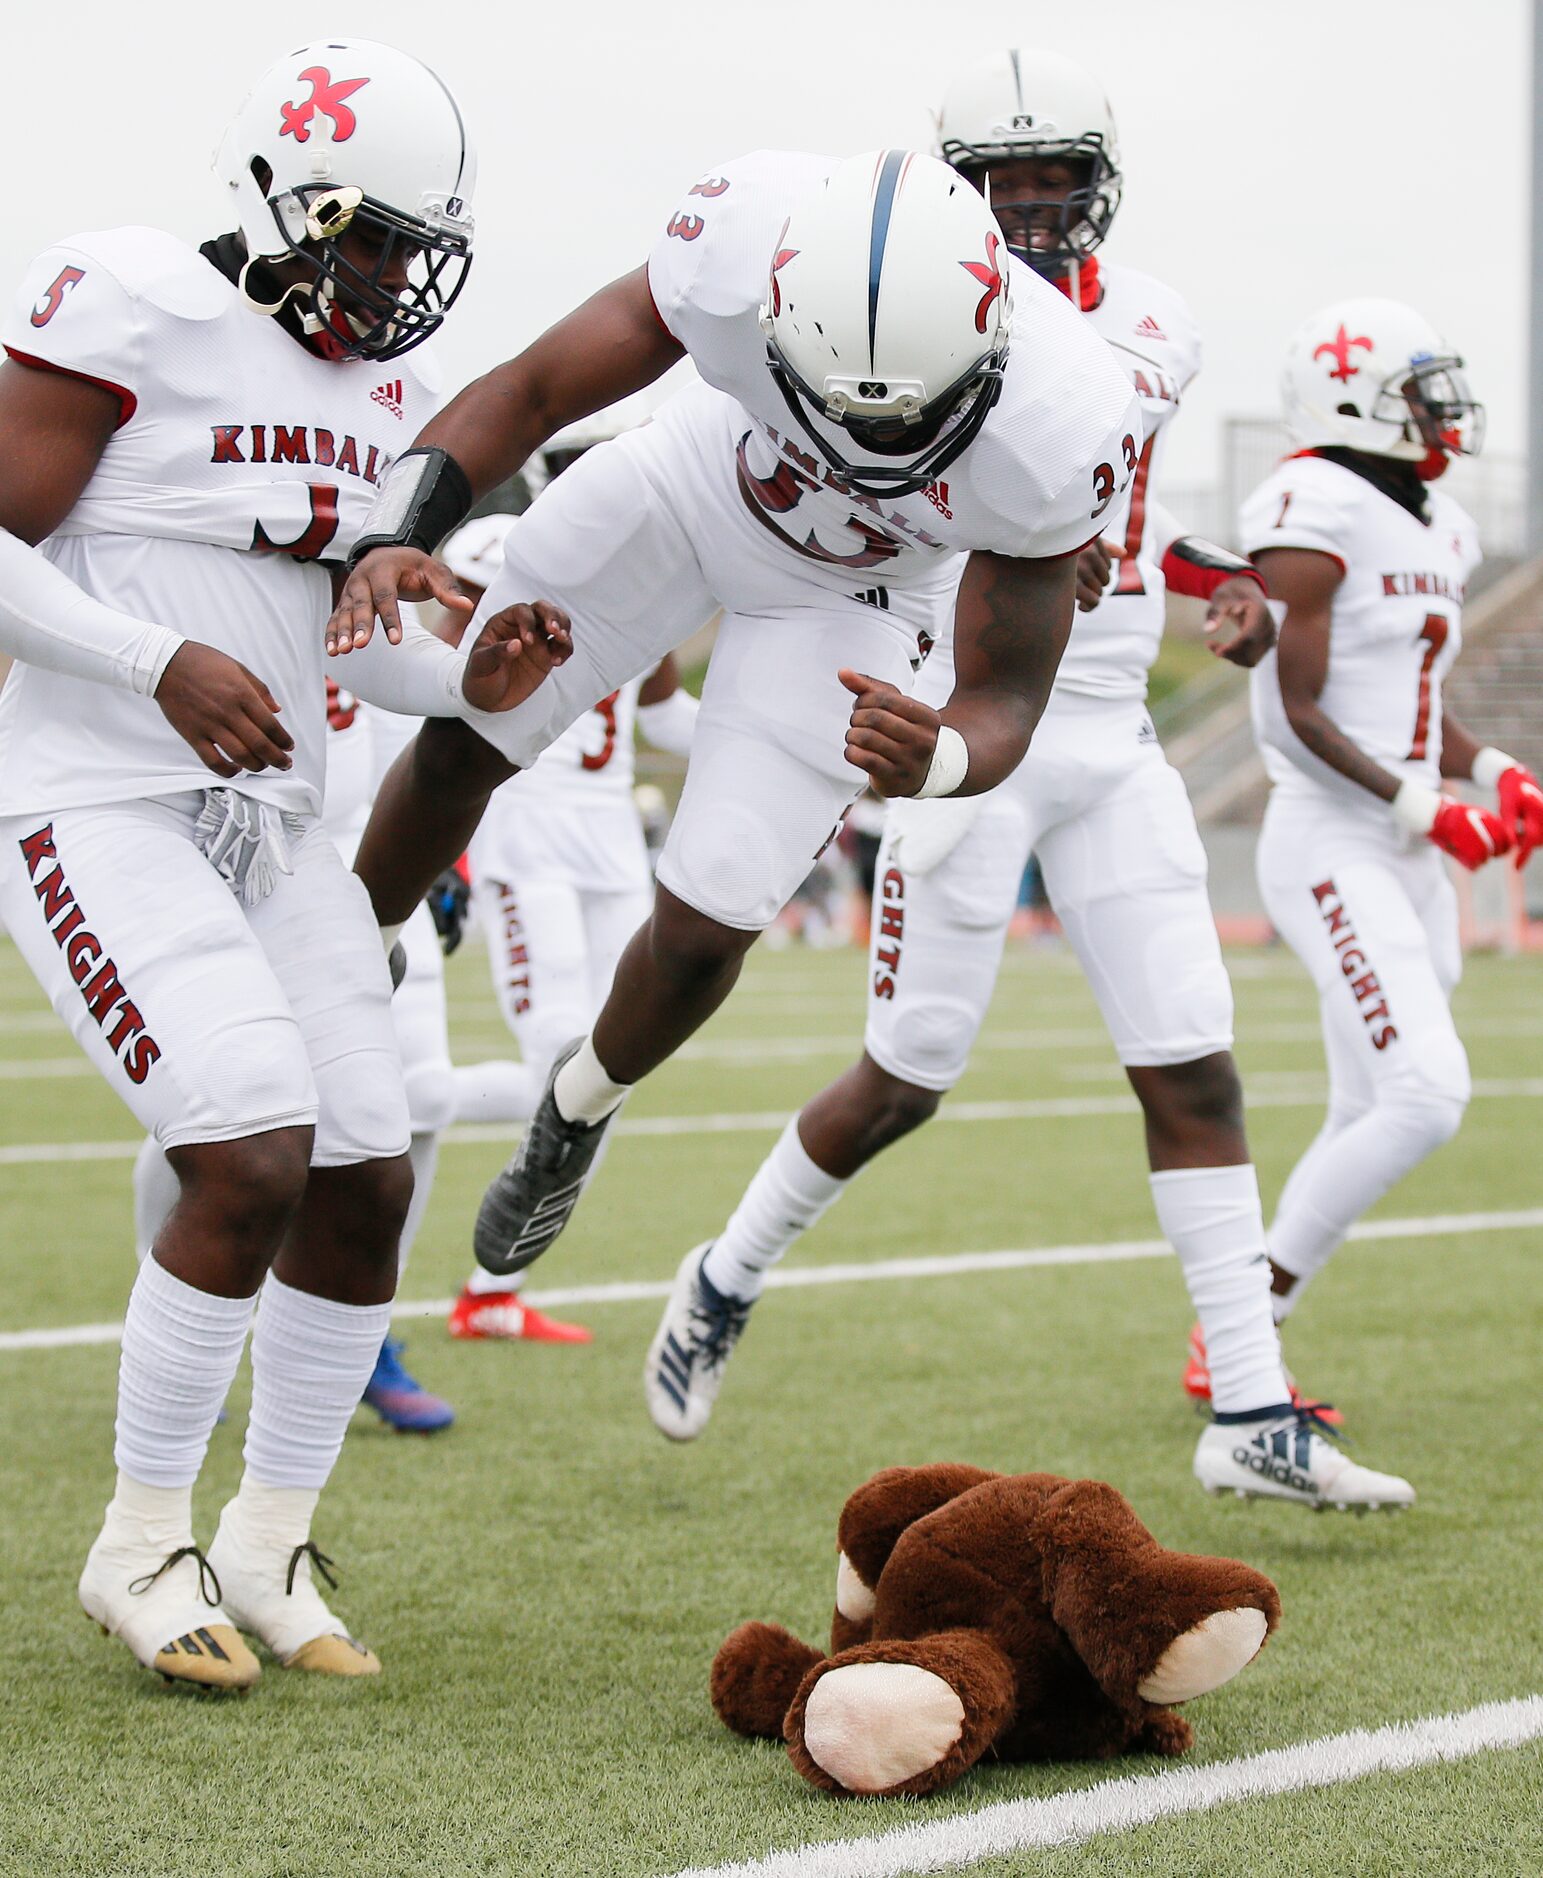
[448,1287,593,1344]
[1183,1324,1343,1428]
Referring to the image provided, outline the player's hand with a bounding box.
[839,667,940,797]
[1429,798,1512,871]
[326,547,473,656]
[1206,577,1276,667]
[1075,539,1117,611]
[461,602,573,714]
[1495,764,1543,869]
[153,642,294,780]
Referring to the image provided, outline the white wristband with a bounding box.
[1472,746,1517,791]
[1391,778,1440,837]
[915,725,969,799]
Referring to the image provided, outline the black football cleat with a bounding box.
[473,1040,616,1276]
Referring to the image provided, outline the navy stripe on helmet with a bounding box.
[867,149,908,370]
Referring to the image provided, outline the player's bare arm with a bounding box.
[840,549,1076,798]
[1254,545,1396,800]
[0,358,293,778]
[328,268,683,654]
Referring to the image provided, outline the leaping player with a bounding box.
[634,51,1417,1511]
[328,146,1146,1306]
[0,41,563,1688]
[438,490,699,1344]
[1236,298,1541,1365]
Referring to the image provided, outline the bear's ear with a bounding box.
[711,1622,824,1741]
[838,1464,1001,1588]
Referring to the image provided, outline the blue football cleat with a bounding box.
[362,1337,455,1433]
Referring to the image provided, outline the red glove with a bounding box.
[1393,780,1511,871]
[1496,764,1543,869]
[1429,798,1512,871]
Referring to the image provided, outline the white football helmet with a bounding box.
[1282,298,1484,465]
[760,149,1011,497]
[936,50,1121,278]
[213,38,475,360]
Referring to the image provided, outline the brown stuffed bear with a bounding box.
[711,1464,1280,1797]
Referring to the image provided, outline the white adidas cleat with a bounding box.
[1194,1411,1415,1512]
[79,1526,259,1691]
[644,1244,753,1442]
[207,1511,380,1676]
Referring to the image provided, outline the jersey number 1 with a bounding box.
[1407,613,1447,761]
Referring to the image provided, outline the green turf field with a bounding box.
[1,931,1540,1877]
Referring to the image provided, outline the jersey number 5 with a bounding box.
[31,265,86,328]
[1407,613,1448,761]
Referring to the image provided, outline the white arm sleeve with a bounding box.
[637,686,699,756]
[329,613,465,717]
[0,526,184,694]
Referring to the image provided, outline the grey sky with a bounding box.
[3,0,1528,485]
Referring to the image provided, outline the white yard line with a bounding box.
[6,1077,1543,1167]
[3,1205,1538,1354]
[6,1016,1539,1079]
[665,1694,1543,1878]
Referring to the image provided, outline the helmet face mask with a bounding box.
[765,338,1006,496]
[951,144,1118,277]
[1378,356,1485,459]
[268,180,472,361]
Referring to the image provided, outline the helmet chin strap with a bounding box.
[1414,447,1451,482]
[236,255,309,319]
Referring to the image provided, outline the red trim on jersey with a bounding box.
[644,277,677,342]
[4,346,137,428]
[1049,255,1103,312]
[1160,542,1266,601]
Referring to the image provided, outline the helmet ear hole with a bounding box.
[249,155,273,196]
[1336,402,1360,418]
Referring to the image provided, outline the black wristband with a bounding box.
[346,447,474,570]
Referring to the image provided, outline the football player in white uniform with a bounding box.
[131,681,486,1424]
[634,52,1417,1512]
[0,41,564,1689]
[1238,300,1541,1362]
[438,500,698,1342]
[329,147,1146,1291]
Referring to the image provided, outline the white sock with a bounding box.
[243,1275,392,1490]
[702,1119,848,1303]
[465,1265,528,1297]
[131,1136,181,1263]
[1271,1284,1299,1325]
[217,1476,319,1555]
[552,1034,630,1125]
[1150,1165,1291,1419]
[99,1470,195,1551]
[114,1258,258,1488]
[452,1060,543,1124]
[397,1132,440,1273]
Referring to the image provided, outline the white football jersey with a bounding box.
[1241,454,1481,811]
[516,678,644,804]
[1052,264,1201,699]
[0,225,439,817]
[645,151,1142,591]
